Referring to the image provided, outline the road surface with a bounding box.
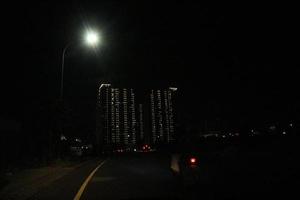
[30,153,191,200]
[29,152,298,200]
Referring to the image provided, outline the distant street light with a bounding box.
[60,29,101,100]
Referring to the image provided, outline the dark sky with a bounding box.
[3,1,300,128]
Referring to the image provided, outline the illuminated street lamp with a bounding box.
[60,29,101,100]
[85,30,100,47]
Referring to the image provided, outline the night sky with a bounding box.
[3,2,300,132]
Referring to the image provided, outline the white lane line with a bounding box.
[73,160,106,200]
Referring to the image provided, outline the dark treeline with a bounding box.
[0,100,94,172]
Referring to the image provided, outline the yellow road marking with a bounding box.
[73,160,106,200]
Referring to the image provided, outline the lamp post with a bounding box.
[60,43,71,101]
[60,30,100,101]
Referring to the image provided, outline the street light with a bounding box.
[85,30,100,46]
[60,29,101,100]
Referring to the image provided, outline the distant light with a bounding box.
[75,138,82,143]
[251,129,254,133]
[127,134,130,137]
[99,83,111,89]
[134,148,137,152]
[269,126,276,131]
[289,123,293,127]
[222,135,226,138]
[189,157,197,164]
[282,131,286,135]
[169,87,178,91]
[60,135,67,141]
[85,30,100,46]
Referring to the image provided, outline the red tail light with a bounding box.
[189,157,197,164]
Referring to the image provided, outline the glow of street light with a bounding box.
[85,30,100,46]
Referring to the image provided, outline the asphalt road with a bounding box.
[28,158,106,200]
[29,151,299,200]
[81,153,182,200]
[30,153,186,200]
